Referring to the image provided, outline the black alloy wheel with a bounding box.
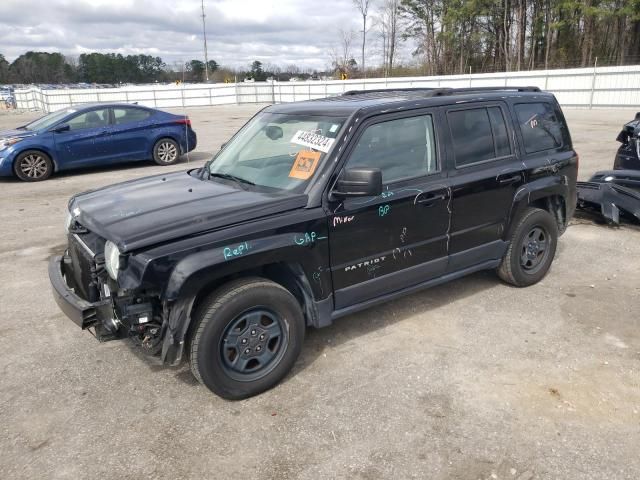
[189,277,305,400]
[519,226,550,274]
[219,308,288,382]
[498,207,558,287]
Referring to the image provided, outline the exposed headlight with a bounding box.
[64,212,73,231]
[0,137,23,151]
[104,241,120,281]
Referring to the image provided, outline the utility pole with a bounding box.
[201,0,209,82]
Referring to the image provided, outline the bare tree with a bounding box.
[377,0,401,76]
[352,0,371,77]
[330,28,357,77]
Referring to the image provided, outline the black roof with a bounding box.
[265,86,555,117]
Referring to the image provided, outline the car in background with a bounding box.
[0,103,197,181]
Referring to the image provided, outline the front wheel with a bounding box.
[14,150,53,181]
[189,278,305,400]
[152,138,180,165]
[498,207,558,287]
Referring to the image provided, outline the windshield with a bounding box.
[208,112,347,191]
[24,108,76,131]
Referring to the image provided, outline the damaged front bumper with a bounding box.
[49,253,179,362]
[48,254,117,334]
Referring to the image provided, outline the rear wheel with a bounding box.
[14,150,53,181]
[498,207,558,287]
[152,138,180,165]
[189,278,305,399]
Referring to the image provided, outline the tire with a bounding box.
[189,277,305,400]
[152,138,180,165]
[497,207,558,287]
[13,150,53,181]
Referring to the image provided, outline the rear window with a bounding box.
[448,106,512,167]
[514,102,563,153]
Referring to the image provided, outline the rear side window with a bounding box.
[448,106,512,167]
[514,102,563,153]
[113,108,151,125]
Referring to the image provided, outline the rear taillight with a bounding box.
[175,117,191,127]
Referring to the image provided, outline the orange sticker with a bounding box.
[288,150,321,180]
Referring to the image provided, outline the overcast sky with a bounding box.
[0,0,387,70]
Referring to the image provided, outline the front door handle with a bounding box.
[498,174,521,185]
[416,192,447,206]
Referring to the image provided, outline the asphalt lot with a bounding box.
[1,105,639,480]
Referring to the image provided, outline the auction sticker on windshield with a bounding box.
[289,150,321,180]
[290,130,335,153]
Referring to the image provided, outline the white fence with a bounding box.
[14,65,640,112]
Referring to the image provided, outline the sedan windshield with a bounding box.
[208,112,346,191]
[23,108,76,131]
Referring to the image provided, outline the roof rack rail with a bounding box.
[445,86,541,93]
[342,87,440,96]
[342,86,541,98]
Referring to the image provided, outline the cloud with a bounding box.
[0,0,388,70]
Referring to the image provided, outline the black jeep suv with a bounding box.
[49,87,578,399]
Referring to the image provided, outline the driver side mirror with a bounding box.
[333,168,382,198]
[52,124,70,133]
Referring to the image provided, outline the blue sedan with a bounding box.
[0,103,197,181]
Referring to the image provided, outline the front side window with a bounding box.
[515,102,563,153]
[67,109,109,131]
[113,108,151,125]
[449,106,512,167]
[208,112,346,191]
[346,114,438,184]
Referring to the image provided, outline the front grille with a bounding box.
[68,233,98,301]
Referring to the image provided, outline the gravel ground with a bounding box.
[0,105,639,480]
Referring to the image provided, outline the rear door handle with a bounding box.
[498,174,521,185]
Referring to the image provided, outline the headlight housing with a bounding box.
[104,241,120,280]
[0,137,23,151]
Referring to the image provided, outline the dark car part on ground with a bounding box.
[49,87,577,399]
[577,170,640,224]
[613,112,640,171]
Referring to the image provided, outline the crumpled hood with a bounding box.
[70,170,308,252]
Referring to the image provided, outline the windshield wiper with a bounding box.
[208,172,256,186]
